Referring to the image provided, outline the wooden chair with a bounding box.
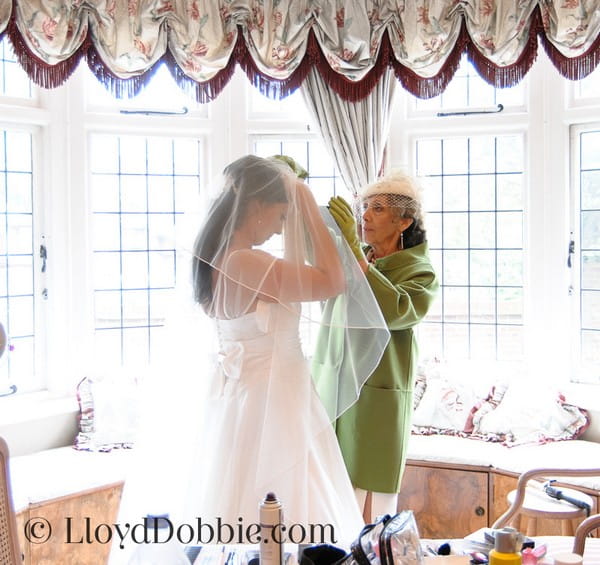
[492,467,600,558]
[0,436,22,564]
[573,512,600,556]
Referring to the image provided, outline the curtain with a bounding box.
[301,66,396,196]
[1,1,598,101]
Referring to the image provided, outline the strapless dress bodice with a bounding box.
[215,301,303,381]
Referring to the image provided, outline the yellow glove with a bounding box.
[328,196,364,261]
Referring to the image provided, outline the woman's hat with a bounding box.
[359,171,423,220]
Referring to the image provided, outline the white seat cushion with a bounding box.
[407,435,600,491]
[10,446,133,512]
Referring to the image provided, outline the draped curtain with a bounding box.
[301,67,396,195]
[1,1,598,102]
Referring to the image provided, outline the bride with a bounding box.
[111,155,388,561]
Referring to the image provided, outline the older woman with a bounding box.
[327,171,439,520]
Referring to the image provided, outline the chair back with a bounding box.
[0,437,21,564]
[493,467,600,558]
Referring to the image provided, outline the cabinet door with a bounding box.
[489,472,517,525]
[398,465,488,539]
[26,484,123,565]
[15,508,31,565]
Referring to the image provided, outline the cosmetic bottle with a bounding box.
[488,528,522,565]
[260,492,284,565]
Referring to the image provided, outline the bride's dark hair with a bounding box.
[192,155,289,309]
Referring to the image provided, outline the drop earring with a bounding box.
[400,231,404,250]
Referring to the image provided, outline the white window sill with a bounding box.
[0,390,79,427]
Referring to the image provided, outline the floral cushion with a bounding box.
[75,373,140,452]
[471,383,589,446]
[412,377,485,434]
[412,361,589,446]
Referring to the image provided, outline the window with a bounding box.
[0,127,38,392]
[405,56,527,363]
[416,134,525,361]
[572,124,600,384]
[0,37,33,99]
[1,40,599,399]
[0,36,40,394]
[86,63,205,116]
[250,90,344,354]
[89,133,202,368]
[253,137,346,205]
[567,65,600,385]
[412,57,525,115]
[248,85,347,204]
[571,65,600,106]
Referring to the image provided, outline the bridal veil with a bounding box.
[111,155,389,561]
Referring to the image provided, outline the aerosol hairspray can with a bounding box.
[259,492,284,565]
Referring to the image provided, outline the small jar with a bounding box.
[553,553,583,565]
[489,529,522,565]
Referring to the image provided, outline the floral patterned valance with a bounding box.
[1,1,599,102]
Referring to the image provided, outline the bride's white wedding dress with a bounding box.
[111,158,389,564]
[183,299,363,546]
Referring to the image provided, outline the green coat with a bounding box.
[335,242,438,493]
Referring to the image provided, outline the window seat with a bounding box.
[10,446,133,565]
[10,445,132,513]
[406,435,600,491]
[399,434,600,540]
[398,362,600,539]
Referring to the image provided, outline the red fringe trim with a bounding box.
[163,46,237,104]
[311,30,393,102]
[392,24,469,100]
[85,45,157,99]
[538,10,600,81]
[235,29,395,103]
[235,26,313,100]
[3,4,600,101]
[6,7,87,89]
[466,7,541,90]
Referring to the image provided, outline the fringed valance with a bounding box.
[1,1,598,102]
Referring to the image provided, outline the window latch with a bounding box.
[567,238,575,268]
[40,241,47,273]
[0,384,17,397]
[437,103,504,117]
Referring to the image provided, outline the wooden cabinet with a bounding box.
[399,461,600,539]
[16,482,123,565]
[398,462,490,539]
[489,470,518,525]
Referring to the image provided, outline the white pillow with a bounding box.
[412,378,481,433]
[75,373,140,451]
[475,382,588,444]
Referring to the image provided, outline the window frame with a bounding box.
[569,121,600,384]
[1,46,599,406]
[410,129,528,363]
[393,50,600,386]
[0,121,47,393]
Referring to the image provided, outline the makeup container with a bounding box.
[488,528,522,565]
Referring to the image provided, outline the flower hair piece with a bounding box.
[269,154,309,179]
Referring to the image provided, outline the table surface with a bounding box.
[457,529,599,564]
[424,557,470,564]
[183,532,600,565]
